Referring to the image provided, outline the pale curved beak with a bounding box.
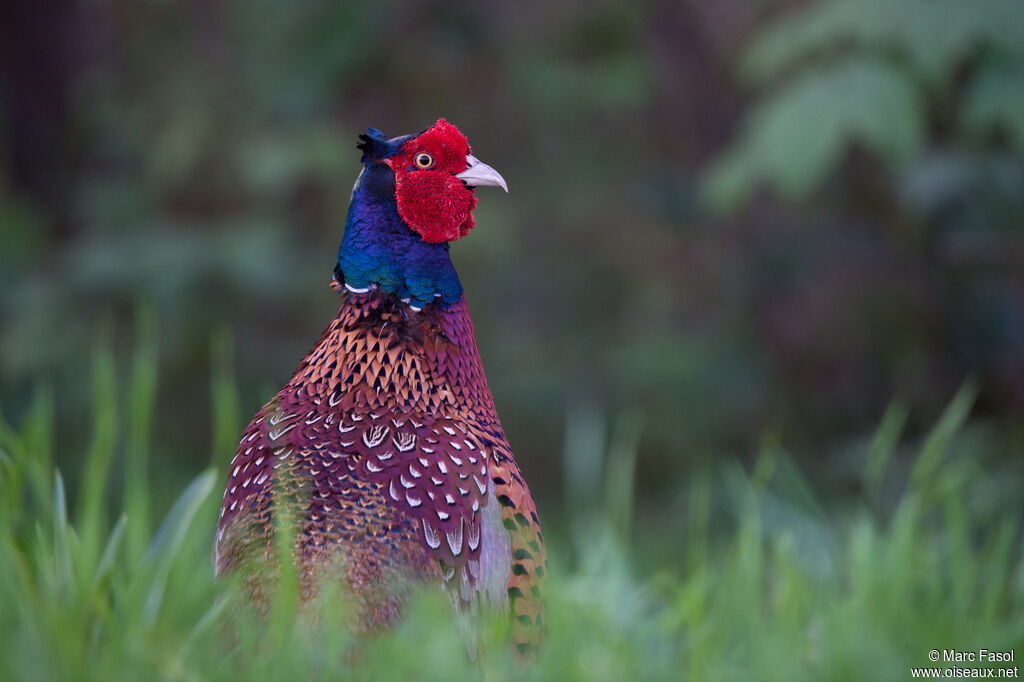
[456,155,508,193]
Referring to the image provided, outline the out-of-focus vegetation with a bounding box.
[1,0,1023,675]
[704,0,1024,206]
[2,0,1023,503]
[1,344,1021,680]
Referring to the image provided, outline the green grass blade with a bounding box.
[182,593,231,649]
[93,513,128,587]
[210,327,241,467]
[52,471,74,598]
[605,410,643,543]
[269,475,301,642]
[909,378,979,498]
[76,332,119,573]
[16,388,56,519]
[864,400,908,498]
[124,305,159,562]
[141,469,216,627]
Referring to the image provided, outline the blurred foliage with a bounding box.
[703,0,1024,206]
[704,57,926,204]
[1,347,1022,680]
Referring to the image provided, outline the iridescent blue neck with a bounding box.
[334,163,462,310]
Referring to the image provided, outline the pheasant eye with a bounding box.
[414,152,434,169]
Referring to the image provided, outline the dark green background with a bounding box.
[2,0,1022,551]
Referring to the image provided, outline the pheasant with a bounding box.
[214,119,546,655]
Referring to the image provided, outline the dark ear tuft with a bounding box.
[356,128,393,163]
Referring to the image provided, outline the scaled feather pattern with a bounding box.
[214,119,546,655]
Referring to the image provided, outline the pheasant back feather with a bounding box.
[216,290,546,652]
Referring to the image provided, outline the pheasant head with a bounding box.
[336,119,507,310]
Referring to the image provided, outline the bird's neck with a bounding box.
[335,164,463,310]
[286,292,499,424]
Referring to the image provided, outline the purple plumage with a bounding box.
[214,120,546,655]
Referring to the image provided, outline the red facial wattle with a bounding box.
[385,118,479,244]
[391,168,478,244]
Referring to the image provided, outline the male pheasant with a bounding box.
[214,119,546,654]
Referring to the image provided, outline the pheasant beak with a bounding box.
[456,155,508,193]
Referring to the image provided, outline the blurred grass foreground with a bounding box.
[0,332,1021,681]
